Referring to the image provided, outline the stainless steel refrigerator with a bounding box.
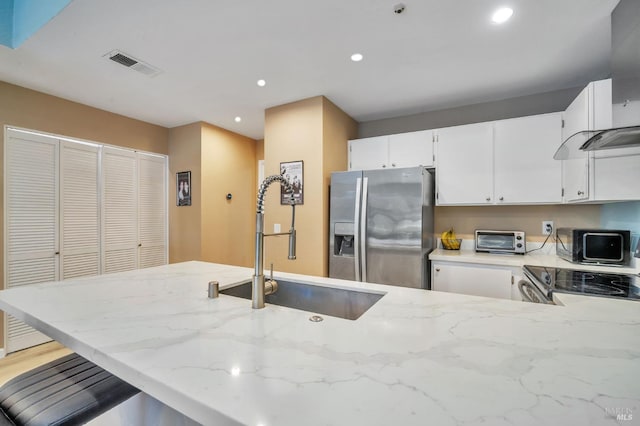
[329,166,435,289]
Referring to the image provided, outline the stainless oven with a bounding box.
[519,266,554,304]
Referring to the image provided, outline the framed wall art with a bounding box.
[176,171,191,206]
[280,160,303,205]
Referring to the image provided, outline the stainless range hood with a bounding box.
[554,125,640,160]
[554,0,640,160]
[580,125,640,151]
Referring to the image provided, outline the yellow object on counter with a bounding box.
[441,228,461,250]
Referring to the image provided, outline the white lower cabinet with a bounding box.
[431,261,520,300]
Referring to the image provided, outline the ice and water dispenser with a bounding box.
[333,222,355,256]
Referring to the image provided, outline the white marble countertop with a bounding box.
[430,248,640,275]
[1,261,639,425]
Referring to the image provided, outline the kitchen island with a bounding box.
[0,261,638,425]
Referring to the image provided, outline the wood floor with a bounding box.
[0,341,72,387]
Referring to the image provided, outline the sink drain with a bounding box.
[309,315,324,322]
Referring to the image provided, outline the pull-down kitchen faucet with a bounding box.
[252,173,296,309]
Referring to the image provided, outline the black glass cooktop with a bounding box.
[523,265,640,301]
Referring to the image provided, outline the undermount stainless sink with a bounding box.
[221,279,385,320]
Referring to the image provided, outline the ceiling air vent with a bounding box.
[109,53,138,67]
[103,50,162,77]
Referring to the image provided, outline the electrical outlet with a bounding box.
[274,223,281,233]
[542,221,554,235]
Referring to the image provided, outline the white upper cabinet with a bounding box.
[388,130,434,168]
[561,78,640,202]
[592,151,640,201]
[561,79,612,202]
[435,122,494,205]
[494,113,563,204]
[348,130,434,171]
[349,136,388,170]
[437,115,563,206]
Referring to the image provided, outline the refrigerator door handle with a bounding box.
[353,178,362,281]
[360,177,369,283]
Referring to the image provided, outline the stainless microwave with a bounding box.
[556,228,631,266]
[475,230,526,254]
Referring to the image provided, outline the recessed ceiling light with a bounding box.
[234,116,242,123]
[491,7,513,24]
[257,79,266,87]
[350,53,363,62]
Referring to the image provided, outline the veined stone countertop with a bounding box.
[430,249,640,275]
[0,261,639,425]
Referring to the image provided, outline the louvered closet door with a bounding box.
[60,141,100,279]
[102,147,138,274]
[138,153,168,268]
[5,131,57,352]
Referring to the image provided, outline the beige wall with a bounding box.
[256,139,264,199]
[435,204,602,242]
[200,123,256,267]
[256,139,264,161]
[168,123,202,263]
[264,96,356,277]
[265,97,324,275]
[0,82,169,153]
[168,122,258,267]
[0,81,169,348]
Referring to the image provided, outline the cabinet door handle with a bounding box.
[486,197,491,202]
[382,164,386,168]
[499,196,504,201]
[391,163,396,167]
[577,190,584,196]
[435,268,440,272]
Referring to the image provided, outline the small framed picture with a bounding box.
[176,171,191,206]
[280,160,303,205]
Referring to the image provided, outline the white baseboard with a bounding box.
[0,348,6,359]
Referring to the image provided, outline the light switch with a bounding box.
[274,223,281,233]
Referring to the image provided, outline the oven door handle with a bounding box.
[518,280,535,303]
[518,279,552,304]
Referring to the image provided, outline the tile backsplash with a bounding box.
[600,201,640,268]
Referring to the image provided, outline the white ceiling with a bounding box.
[0,0,619,140]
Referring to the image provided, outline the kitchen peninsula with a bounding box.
[0,261,638,425]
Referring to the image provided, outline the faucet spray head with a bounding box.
[288,229,296,260]
[288,202,296,259]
